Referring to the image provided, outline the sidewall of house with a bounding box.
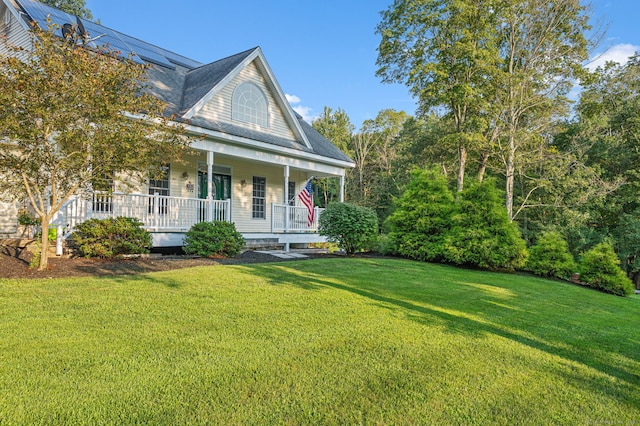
[0,2,33,57]
[0,200,20,238]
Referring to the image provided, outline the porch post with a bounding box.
[284,166,290,230]
[207,151,214,222]
[154,192,159,231]
[284,165,290,252]
[339,174,345,203]
[56,223,63,256]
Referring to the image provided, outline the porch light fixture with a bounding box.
[240,179,247,188]
[182,171,189,179]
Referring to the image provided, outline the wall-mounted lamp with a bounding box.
[182,171,189,179]
[240,179,247,188]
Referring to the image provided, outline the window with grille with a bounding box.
[232,82,268,127]
[287,181,296,206]
[252,176,266,219]
[149,164,170,214]
[92,172,114,213]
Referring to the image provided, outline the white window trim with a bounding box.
[232,82,269,128]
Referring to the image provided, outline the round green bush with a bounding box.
[183,221,245,257]
[527,231,577,279]
[443,179,528,271]
[319,202,378,255]
[385,168,455,262]
[71,217,151,258]
[579,242,634,296]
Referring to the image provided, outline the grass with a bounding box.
[0,258,638,424]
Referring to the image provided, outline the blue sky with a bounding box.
[85,0,639,128]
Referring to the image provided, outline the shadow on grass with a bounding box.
[239,259,640,409]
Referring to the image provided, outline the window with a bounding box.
[92,172,114,213]
[232,82,268,127]
[149,164,170,196]
[149,164,170,214]
[252,176,266,219]
[287,181,296,206]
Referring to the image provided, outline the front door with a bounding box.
[197,170,231,222]
[197,171,231,200]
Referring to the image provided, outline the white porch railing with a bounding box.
[272,204,323,233]
[55,193,231,254]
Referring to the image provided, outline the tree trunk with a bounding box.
[505,132,516,221]
[38,218,50,270]
[477,152,490,182]
[457,145,467,192]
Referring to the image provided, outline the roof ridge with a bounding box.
[185,47,259,73]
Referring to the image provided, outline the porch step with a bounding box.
[244,238,284,250]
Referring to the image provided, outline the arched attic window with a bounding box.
[232,82,269,127]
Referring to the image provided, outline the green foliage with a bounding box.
[612,210,640,289]
[17,210,39,226]
[0,23,189,269]
[527,231,577,279]
[39,0,93,19]
[376,234,396,256]
[183,221,245,258]
[71,217,151,258]
[579,242,634,296]
[319,202,378,255]
[28,240,41,270]
[444,179,528,270]
[385,168,455,261]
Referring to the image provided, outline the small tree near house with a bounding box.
[0,22,190,269]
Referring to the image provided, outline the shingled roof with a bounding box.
[147,47,352,164]
[11,0,353,165]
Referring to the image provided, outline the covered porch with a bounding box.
[53,142,348,254]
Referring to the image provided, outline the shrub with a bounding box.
[579,242,634,296]
[527,231,577,279]
[183,221,245,258]
[319,202,378,255]
[385,168,455,262]
[71,217,151,258]
[443,179,528,271]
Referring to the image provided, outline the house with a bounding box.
[0,0,354,252]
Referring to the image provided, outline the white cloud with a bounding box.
[586,43,639,71]
[285,93,317,122]
[293,105,318,123]
[285,94,301,104]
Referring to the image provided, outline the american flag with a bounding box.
[298,179,315,226]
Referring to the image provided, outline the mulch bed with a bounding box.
[0,246,336,280]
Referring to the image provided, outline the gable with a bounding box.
[0,0,32,54]
[192,61,297,143]
[3,0,352,166]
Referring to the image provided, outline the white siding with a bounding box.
[223,157,308,233]
[194,61,298,142]
[0,200,20,237]
[0,3,32,57]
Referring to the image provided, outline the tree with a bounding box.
[377,0,499,192]
[564,54,640,284]
[444,179,528,270]
[376,0,593,217]
[311,107,354,206]
[0,23,189,269]
[40,0,93,20]
[496,0,591,219]
[385,168,455,262]
[351,109,409,222]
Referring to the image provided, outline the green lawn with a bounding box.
[1,258,638,424]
